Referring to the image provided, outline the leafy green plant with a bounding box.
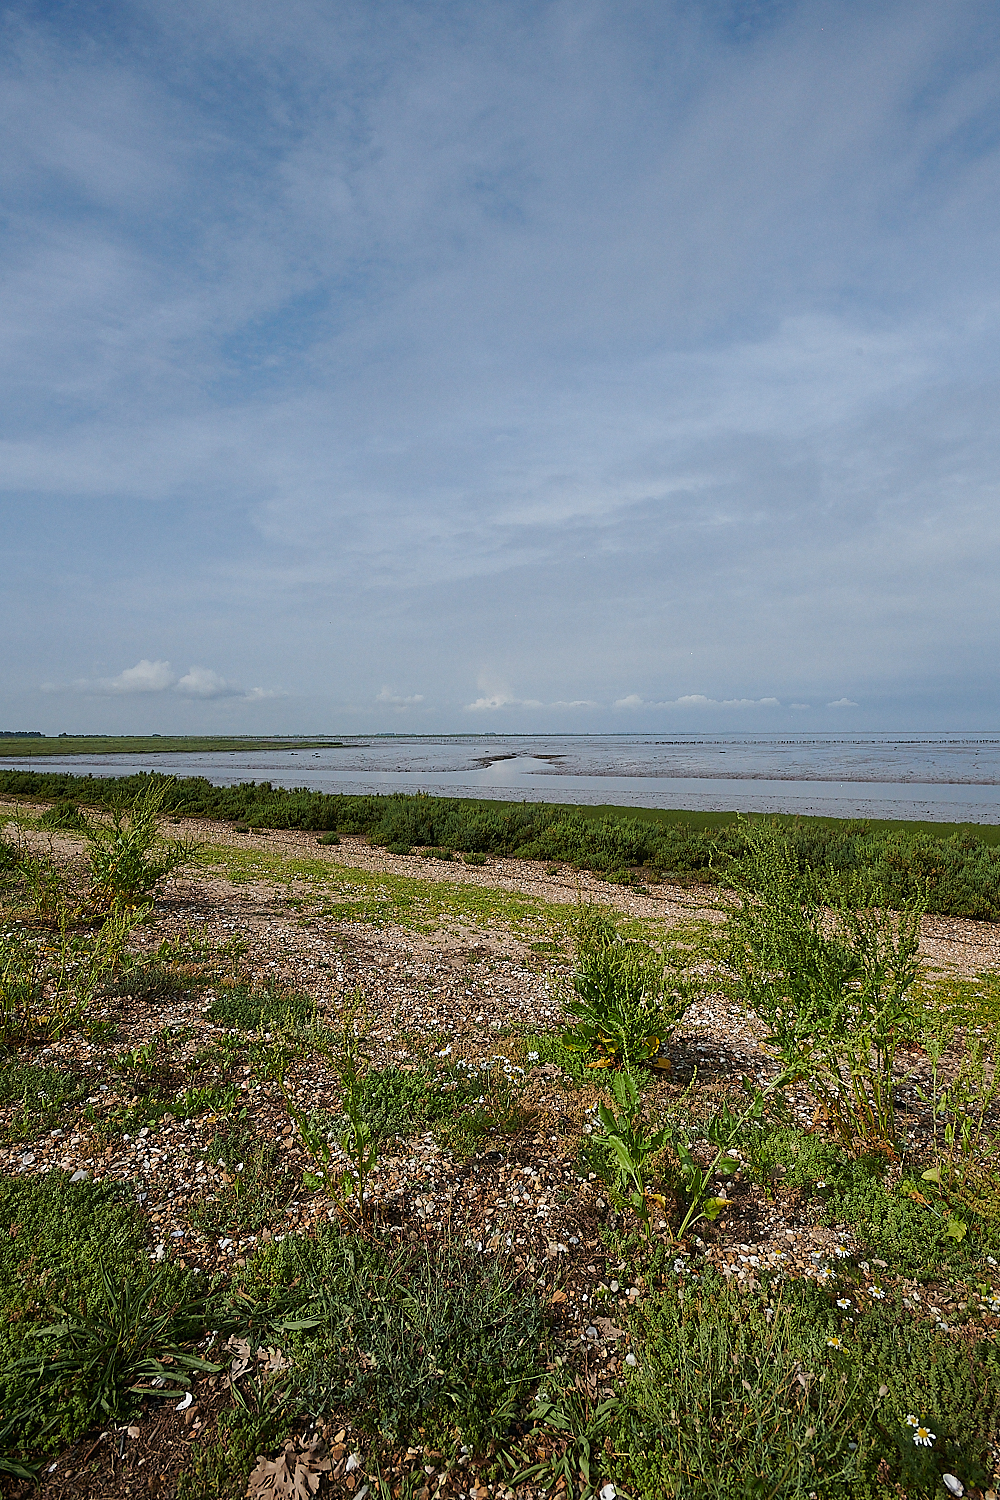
[593,1071,672,1239]
[723,823,923,1152]
[6,1257,220,1433]
[512,1363,619,1499]
[594,1072,778,1242]
[83,778,201,912]
[561,906,692,1072]
[0,1172,195,1464]
[283,999,378,1222]
[913,1018,1000,1235]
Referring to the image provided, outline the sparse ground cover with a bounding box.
[2,792,1000,1497]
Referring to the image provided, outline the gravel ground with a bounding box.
[4,803,1000,1498]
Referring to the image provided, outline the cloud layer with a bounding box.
[2,1,999,731]
[42,660,283,702]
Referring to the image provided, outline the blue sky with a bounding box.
[3,0,999,733]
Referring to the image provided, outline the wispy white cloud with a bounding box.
[614,693,782,710]
[465,692,545,712]
[41,659,283,702]
[827,697,859,708]
[376,686,425,706]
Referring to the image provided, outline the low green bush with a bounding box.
[38,800,87,831]
[7,771,1000,919]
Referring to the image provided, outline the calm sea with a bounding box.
[6,733,1000,824]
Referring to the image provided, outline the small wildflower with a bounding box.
[527,1051,539,1062]
[834,1244,849,1258]
[836,1298,852,1309]
[868,1285,885,1299]
[904,1414,919,1427]
[826,1336,844,1350]
[913,1426,935,1448]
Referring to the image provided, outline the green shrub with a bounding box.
[9,771,1000,918]
[38,800,87,831]
[83,780,201,912]
[723,824,923,1151]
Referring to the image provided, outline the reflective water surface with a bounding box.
[6,733,1000,823]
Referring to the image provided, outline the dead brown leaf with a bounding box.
[246,1440,332,1499]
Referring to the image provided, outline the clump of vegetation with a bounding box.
[7,769,1000,918]
[561,904,692,1071]
[0,1173,209,1469]
[206,981,316,1032]
[0,1059,87,1141]
[610,1271,1000,1499]
[238,1233,547,1455]
[38,800,87,832]
[722,823,924,1153]
[82,779,201,913]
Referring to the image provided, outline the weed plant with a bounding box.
[8,1257,220,1435]
[175,1378,294,1500]
[722,825,923,1152]
[82,779,200,913]
[561,905,693,1072]
[0,902,143,1042]
[194,1119,296,1235]
[37,801,87,832]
